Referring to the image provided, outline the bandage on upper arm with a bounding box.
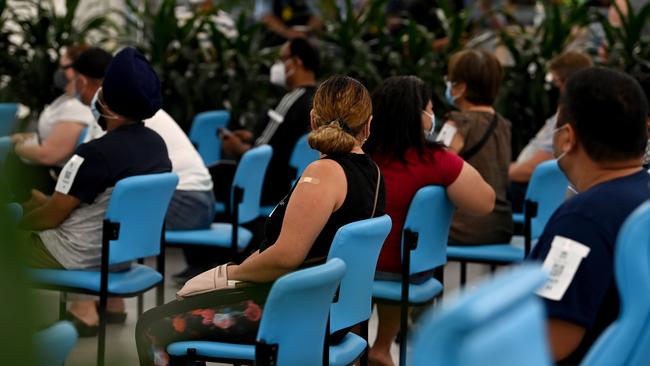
[300,176,321,184]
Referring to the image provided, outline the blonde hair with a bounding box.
[309,76,372,155]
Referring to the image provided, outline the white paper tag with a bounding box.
[536,236,591,301]
[22,133,39,147]
[55,154,85,195]
[435,123,457,147]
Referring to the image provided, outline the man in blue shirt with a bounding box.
[528,67,650,364]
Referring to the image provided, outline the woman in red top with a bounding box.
[364,76,495,366]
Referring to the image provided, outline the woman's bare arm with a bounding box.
[228,159,347,283]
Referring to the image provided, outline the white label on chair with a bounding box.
[55,154,85,195]
[536,236,590,301]
[435,123,457,147]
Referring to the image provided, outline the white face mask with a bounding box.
[551,124,569,162]
[423,111,436,142]
[270,61,287,87]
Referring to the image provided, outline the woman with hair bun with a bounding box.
[136,75,385,366]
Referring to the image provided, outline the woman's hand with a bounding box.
[176,264,234,300]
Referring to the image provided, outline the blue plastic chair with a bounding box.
[327,215,392,366]
[288,133,320,187]
[5,202,22,224]
[411,264,551,366]
[167,258,347,365]
[0,103,19,136]
[0,135,12,166]
[581,200,650,366]
[166,145,273,258]
[29,172,178,366]
[189,110,230,166]
[372,186,455,366]
[259,133,320,217]
[34,320,78,366]
[447,160,569,285]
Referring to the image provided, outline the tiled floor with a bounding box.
[34,247,497,366]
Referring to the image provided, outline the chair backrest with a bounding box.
[403,186,454,274]
[189,110,230,166]
[289,133,320,186]
[581,200,650,366]
[231,145,273,224]
[76,127,88,147]
[33,320,78,366]
[327,215,392,333]
[0,136,12,165]
[105,172,178,265]
[411,265,551,366]
[5,203,22,225]
[525,160,569,239]
[0,103,19,137]
[257,258,346,366]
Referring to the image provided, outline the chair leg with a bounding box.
[460,261,467,287]
[398,302,408,366]
[137,294,144,316]
[360,320,369,366]
[490,264,497,275]
[97,292,107,366]
[59,292,67,320]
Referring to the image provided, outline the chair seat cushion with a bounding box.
[329,332,367,366]
[447,244,525,263]
[373,277,443,304]
[29,264,162,295]
[166,223,253,250]
[167,341,254,360]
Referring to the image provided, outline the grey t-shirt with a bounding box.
[516,113,556,163]
[39,188,112,269]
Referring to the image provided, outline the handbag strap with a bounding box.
[370,162,381,218]
[461,112,499,161]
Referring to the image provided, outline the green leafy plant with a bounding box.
[120,0,275,131]
[496,0,590,153]
[595,0,650,72]
[0,0,110,124]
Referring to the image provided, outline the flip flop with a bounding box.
[95,301,127,324]
[64,311,98,337]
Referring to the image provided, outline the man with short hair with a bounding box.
[509,51,593,211]
[21,47,172,335]
[219,37,318,206]
[527,67,650,363]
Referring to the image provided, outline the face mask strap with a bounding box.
[94,89,120,120]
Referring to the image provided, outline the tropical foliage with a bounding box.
[0,0,649,149]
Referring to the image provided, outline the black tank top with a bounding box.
[258,153,386,263]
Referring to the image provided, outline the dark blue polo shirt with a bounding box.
[528,169,650,364]
[65,122,172,203]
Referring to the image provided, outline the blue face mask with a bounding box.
[445,81,457,107]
